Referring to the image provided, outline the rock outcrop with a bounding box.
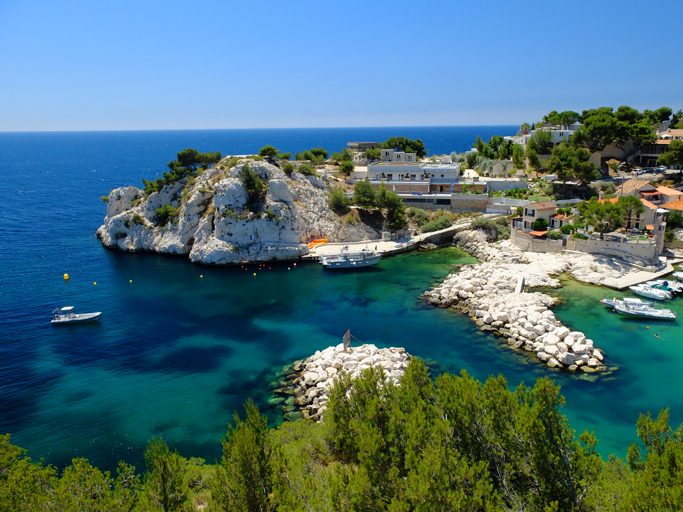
[270,344,412,422]
[428,229,609,373]
[97,158,379,264]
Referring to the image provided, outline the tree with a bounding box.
[527,129,553,155]
[143,438,189,512]
[258,146,279,158]
[531,218,548,231]
[520,123,531,135]
[365,148,381,161]
[549,110,580,128]
[381,137,428,158]
[546,144,598,187]
[658,140,683,167]
[328,187,351,214]
[526,147,541,175]
[512,144,525,169]
[577,197,624,234]
[353,179,376,208]
[339,161,354,177]
[616,195,644,229]
[573,109,618,152]
[277,152,292,161]
[213,399,276,512]
[296,164,315,176]
[310,147,328,160]
[667,210,683,230]
[383,190,407,231]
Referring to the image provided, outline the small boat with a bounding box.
[601,297,655,308]
[613,302,677,320]
[646,280,683,294]
[320,247,381,269]
[672,271,683,281]
[629,284,671,301]
[51,306,102,325]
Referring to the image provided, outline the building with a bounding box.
[616,179,683,205]
[521,201,557,232]
[549,212,573,230]
[663,198,683,212]
[504,122,582,148]
[598,197,668,254]
[366,150,460,194]
[637,129,683,167]
[347,142,379,153]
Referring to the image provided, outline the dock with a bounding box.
[602,258,683,290]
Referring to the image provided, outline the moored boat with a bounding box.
[672,271,683,281]
[320,247,381,269]
[646,280,683,294]
[51,306,102,324]
[613,302,677,320]
[601,297,655,308]
[629,284,671,301]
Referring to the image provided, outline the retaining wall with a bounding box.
[567,237,657,262]
[450,194,490,212]
[510,228,564,253]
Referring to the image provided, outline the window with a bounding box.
[387,174,393,180]
[441,174,444,178]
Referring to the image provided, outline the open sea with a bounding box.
[1,127,683,473]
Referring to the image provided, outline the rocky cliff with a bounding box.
[97,158,378,264]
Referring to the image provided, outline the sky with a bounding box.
[0,0,681,131]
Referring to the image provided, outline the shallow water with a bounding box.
[1,129,682,472]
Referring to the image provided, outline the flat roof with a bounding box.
[527,201,557,210]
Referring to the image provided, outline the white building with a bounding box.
[366,150,460,193]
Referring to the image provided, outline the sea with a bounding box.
[1,126,682,473]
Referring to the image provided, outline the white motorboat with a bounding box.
[601,297,655,309]
[613,302,677,320]
[629,285,672,301]
[646,280,683,294]
[51,306,102,325]
[320,247,381,269]
[672,271,683,281]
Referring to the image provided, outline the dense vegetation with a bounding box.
[3,361,683,511]
[142,148,221,197]
[380,137,428,158]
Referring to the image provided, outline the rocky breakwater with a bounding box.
[97,158,379,264]
[427,230,608,373]
[271,344,411,422]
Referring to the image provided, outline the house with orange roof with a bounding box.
[637,128,683,167]
[664,198,683,212]
[521,201,557,233]
[616,179,683,206]
[598,196,668,253]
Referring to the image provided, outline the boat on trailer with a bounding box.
[51,306,102,325]
[320,247,381,269]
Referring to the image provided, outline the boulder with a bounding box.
[557,352,575,365]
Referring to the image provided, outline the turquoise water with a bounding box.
[1,128,682,473]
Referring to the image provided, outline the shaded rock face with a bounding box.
[97,159,380,264]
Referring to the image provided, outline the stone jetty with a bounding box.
[271,343,412,422]
[426,229,608,373]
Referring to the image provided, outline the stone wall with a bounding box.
[450,194,490,212]
[482,179,529,192]
[510,228,564,253]
[567,236,657,263]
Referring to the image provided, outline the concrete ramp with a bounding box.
[515,276,525,294]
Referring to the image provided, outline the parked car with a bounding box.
[656,166,667,173]
[544,174,558,181]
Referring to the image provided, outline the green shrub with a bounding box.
[265,209,277,220]
[239,164,266,211]
[297,164,315,176]
[560,224,573,234]
[574,233,588,240]
[100,195,109,203]
[353,179,376,208]
[531,218,548,231]
[282,163,294,176]
[407,207,428,226]
[258,145,278,158]
[132,213,144,225]
[421,215,452,233]
[339,161,354,177]
[156,205,180,226]
[547,230,563,240]
[328,187,351,214]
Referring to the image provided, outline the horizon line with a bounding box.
[0,124,520,134]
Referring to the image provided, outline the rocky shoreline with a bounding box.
[426,229,610,373]
[269,343,411,422]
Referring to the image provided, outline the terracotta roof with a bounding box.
[646,224,655,230]
[551,214,572,221]
[528,201,557,210]
[529,230,549,237]
[664,198,683,211]
[620,179,653,195]
[641,199,658,210]
[640,191,660,195]
[599,198,618,204]
[656,186,683,197]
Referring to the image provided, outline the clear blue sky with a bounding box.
[1,0,680,131]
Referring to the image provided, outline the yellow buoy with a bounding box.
[63,273,69,280]
[253,273,256,276]
[200,275,203,278]
[93,282,97,286]
[129,280,132,283]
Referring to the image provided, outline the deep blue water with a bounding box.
[1,127,681,473]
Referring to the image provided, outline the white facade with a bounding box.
[380,149,417,163]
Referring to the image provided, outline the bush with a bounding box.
[470,217,510,240]
[365,148,381,161]
[132,213,144,225]
[560,224,573,234]
[574,233,588,240]
[277,152,292,161]
[100,195,109,203]
[155,205,180,226]
[238,164,266,211]
[282,163,294,176]
[297,164,315,176]
[339,161,354,177]
[531,218,548,231]
[258,145,278,158]
[328,187,350,214]
[421,215,452,233]
[547,230,563,240]
[353,179,377,208]
[407,207,428,226]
